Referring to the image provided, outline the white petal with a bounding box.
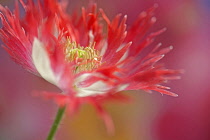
[32,38,57,85]
[116,84,129,92]
[99,40,108,56]
[88,30,94,43]
[117,50,128,64]
[116,44,125,52]
[74,73,111,97]
[76,81,112,97]
[115,43,130,64]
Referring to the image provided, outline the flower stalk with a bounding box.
[47,106,66,140]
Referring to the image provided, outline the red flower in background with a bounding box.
[0,0,180,131]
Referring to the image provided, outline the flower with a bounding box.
[0,0,180,131]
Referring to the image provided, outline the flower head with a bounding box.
[0,0,180,131]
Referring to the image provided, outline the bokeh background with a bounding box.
[0,0,209,140]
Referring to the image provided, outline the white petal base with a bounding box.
[32,38,57,85]
[75,73,128,97]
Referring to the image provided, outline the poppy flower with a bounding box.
[0,0,180,132]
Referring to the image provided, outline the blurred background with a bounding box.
[0,0,209,140]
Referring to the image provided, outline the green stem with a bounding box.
[47,106,66,140]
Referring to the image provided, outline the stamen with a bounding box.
[65,38,101,73]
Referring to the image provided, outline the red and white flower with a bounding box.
[0,0,180,131]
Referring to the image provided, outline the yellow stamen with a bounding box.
[65,38,101,73]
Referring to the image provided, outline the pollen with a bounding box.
[65,38,102,73]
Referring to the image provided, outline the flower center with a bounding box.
[65,39,102,73]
